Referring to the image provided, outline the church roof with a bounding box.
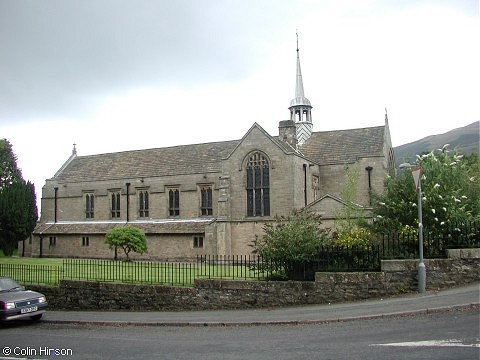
[300,126,386,165]
[52,125,386,183]
[53,140,240,182]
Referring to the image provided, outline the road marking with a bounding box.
[371,339,480,348]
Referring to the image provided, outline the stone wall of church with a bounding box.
[318,156,387,208]
[357,157,388,202]
[41,172,222,223]
[23,233,207,261]
[229,220,269,254]
[23,234,112,259]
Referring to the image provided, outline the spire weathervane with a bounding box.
[296,29,299,52]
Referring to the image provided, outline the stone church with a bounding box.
[26,44,395,260]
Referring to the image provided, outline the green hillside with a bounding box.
[394,121,479,167]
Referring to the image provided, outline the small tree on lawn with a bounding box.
[105,226,147,261]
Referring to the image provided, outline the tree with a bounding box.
[333,164,360,232]
[371,147,480,233]
[0,139,22,189]
[329,164,373,249]
[105,226,147,260]
[0,180,38,255]
[0,139,38,256]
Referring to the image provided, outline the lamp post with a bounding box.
[399,163,426,294]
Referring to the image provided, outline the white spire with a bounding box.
[294,32,307,102]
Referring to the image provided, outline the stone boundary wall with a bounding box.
[32,249,480,311]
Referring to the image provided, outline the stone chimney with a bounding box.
[279,120,298,148]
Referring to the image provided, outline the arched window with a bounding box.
[139,190,149,218]
[246,152,270,217]
[111,192,121,218]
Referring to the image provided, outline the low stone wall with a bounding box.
[32,249,480,311]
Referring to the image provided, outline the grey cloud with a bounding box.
[0,0,294,123]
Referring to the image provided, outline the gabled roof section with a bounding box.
[224,122,296,160]
[299,126,386,165]
[306,193,365,210]
[305,193,369,220]
[54,144,78,178]
[52,140,240,182]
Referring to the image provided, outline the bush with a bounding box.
[333,227,373,250]
[252,211,331,280]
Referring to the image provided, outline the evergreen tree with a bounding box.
[0,139,22,188]
[0,181,38,255]
[0,139,38,255]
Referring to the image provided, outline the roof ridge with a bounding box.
[74,139,241,159]
[311,125,385,135]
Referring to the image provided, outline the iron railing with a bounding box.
[0,263,61,286]
[1,222,478,285]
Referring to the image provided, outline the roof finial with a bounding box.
[296,29,299,52]
[72,142,77,156]
[384,108,389,124]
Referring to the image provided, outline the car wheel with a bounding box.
[30,314,43,321]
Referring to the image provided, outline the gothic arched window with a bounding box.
[139,190,149,218]
[111,192,121,218]
[246,152,270,217]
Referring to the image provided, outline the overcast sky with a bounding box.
[1,0,479,211]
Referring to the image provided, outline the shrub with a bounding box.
[252,211,331,280]
[333,227,373,250]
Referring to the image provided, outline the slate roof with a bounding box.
[299,126,386,165]
[52,124,386,183]
[33,219,211,235]
[53,140,240,182]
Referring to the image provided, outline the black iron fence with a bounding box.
[0,264,61,286]
[1,222,478,285]
[377,221,480,260]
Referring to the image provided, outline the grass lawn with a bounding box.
[0,255,63,286]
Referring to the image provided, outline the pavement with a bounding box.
[42,283,480,327]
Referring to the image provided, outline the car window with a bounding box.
[0,277,20,291]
